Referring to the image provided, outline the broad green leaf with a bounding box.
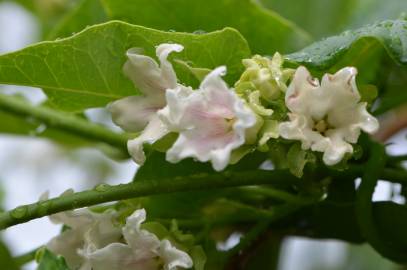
[0,21,251,111]
[0,240,19,270]
[286,20,407,70]
[259,0,356,39]
[101,0,312,54]
[347,0,407,30]
[36,249,69,270]
[48,0,108,40]
[260,0,407,40]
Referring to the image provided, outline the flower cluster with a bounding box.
[110,43,379,171]
[48,208,193,270]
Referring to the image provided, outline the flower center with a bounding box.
[225,117,236,132]
[312,117,333,135]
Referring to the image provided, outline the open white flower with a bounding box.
[80,209,193,270]
[109,43,184,164]
[158,66,256,171]
[279,66,379,165]
[47,209,121,269]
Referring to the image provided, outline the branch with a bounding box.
[356,142,407,263]
[0,170,297,230]
[0,93,129,154]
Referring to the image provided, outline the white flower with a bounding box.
[158,66,257,171]
[279,66,379,165]
[109,43,184,164]
[80,209,193,270]
[47,209,121,269]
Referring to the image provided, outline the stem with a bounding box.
[14,247,40,266]
[356,142,407,263]
[0,93,129,153]
[387,154,407,164]
[226,203,301,259]
[0,170,298,230]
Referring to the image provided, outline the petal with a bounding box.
[81,243,159,270]
[109,95,165,132]
[47,229,85,269]
[320,133,354,166]
[156,43,184,89]
[285,66,320,114]
[127,115,169,165]
[122,209,160,255]
[164,67,255,171]
[160,239,193,270]
[157,86,194,131]
[124,44,183,97]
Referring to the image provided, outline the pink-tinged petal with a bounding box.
[127,116,169,165]
[123,44,183,97]
[163,67,256,171]
[109,95,165,132]
[160,239,193,270]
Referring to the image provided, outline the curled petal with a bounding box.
[122,209,160,258]
[124,44,183,97]
[127,116,169,165]
[160,239,193,270]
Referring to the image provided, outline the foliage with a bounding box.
[0,0,406,269]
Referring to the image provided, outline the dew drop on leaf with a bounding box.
[94,183,111,192]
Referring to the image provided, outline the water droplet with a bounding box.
[35,124,47,134]
[11,206,28,219]
[193,29,206,35]
[94,183,111,192]
[168,29,176,32]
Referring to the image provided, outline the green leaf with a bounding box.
[0,21,251,111]
[259,0,407,40]
[0,240,19,270]
[374,202,407,248]
[36,249,69,270]
[101,0,311,54]
[259,0,356,39]
[286,20,407,70]
[48,0,108,40]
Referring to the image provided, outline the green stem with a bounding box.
[226,203,301,259]
[356,142,407,263]
[0,93,129,153]
[0,170,298,230]
[14,247,40,266]
[387,154,407,164]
